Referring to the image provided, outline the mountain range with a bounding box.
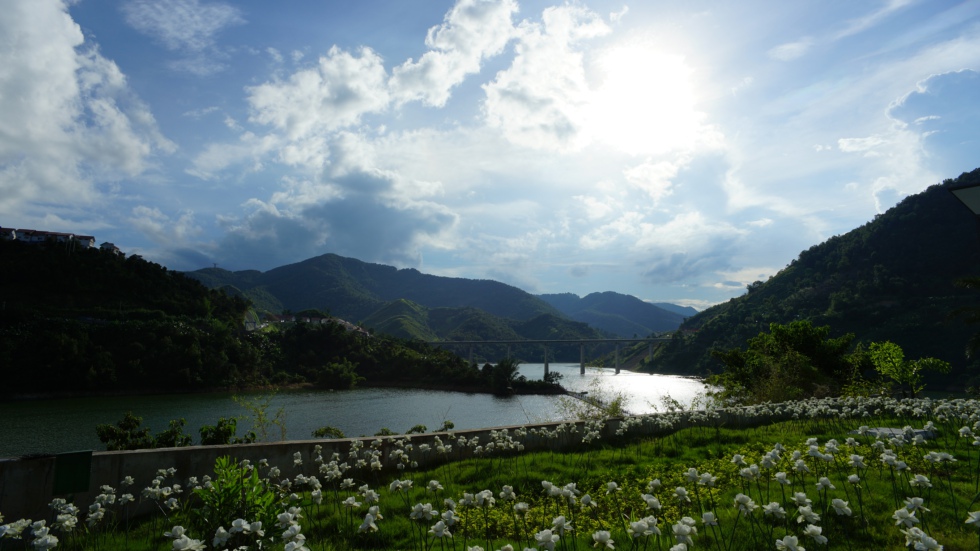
[186,254,691,357]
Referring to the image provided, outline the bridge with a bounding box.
[426,337,671,375]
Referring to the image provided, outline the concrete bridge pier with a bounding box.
[615,344,620,374]
[543,345,549,378]
[580,343,585,375]
[469,345,474,366]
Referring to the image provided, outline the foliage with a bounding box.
[312,425,346,439]
[199,417,257,446]
[232,393,287,442]
[869,340,951,397]
[188,456,279,546]
[95,412,193,450]
[647,168,980,381]
[709,320,856,404]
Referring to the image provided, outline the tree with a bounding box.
[490,357,522,394]
[709,320,856,404]
[869,341,951,398]
[95,412,153,451]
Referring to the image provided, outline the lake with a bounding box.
[0,363,707,458]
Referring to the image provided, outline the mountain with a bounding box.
[652,303,699,317]
[538,291,687,337]
[188,253,562,323]
[645,168,980,387]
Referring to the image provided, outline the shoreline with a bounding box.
[1,379,568,402]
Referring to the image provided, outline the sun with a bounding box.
[585,44,703,156]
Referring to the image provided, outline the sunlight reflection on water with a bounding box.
[0,364,705,457]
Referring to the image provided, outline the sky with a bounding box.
[2,1,979,310]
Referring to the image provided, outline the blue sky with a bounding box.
[2,0,979,310]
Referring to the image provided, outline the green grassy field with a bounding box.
[5,396,980,550]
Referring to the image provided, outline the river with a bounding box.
[0,364,706,458]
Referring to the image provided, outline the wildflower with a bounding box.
[910,475,933,489]
[699,472,717,487]
[731,454,747,467]
[684,468,699,483]
[552,516,571,536]
[734,493,757,515]
[249,521,264,537]
[284,542,310,551]
[410,503,436,521]
[893,508,920,528]
[229,519,249,534]
[513,502,529,516]
[341,497,361,510]
[796,506,820,524]
[647,479,662,491]
[581,494,596,509]
[428,480,444,493]
[763,502,786,519]
[831,499,852,516]
[429,520,451,538]
[776,535,805,551]
[803,524,827,545]
[848,474,860,484]
[774,472,791,485]
[213,526,230,547]
[500,485,516,501]
[966,511,980,528]
[535,529,560,551]
[642,494,661,511]
[172,535,206,550]
[792,492,812,507]
[815,477,835,491]
[282,524,303,542]
[672,521,696,546]
[442,510,457,527]
[701,512,718,526]
[674,487,691,504]
[592,530,615,549]
[606,481,620,494]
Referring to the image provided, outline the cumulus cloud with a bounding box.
[247,46,390,145]
[482,4,610,152]
[390,0,518,107]
[0,0,172,216]
[129,206,201,243]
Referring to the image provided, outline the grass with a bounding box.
[5,396,980,550]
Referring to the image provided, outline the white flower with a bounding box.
[552,516,571,536]
[776,534,806,551]
[428,480,444,493]
[734,493,757,515]
[764,502,786,519]
[893,508,920,528]
[428,520,451,538]
[905,497,930,513]
[592,530,615,549]
[796,506,820,524]
[803,524,827,545]
[815,477,835,491]
[966,511,980,528]
[831,499,852,516]
[701,512,718,526]
[535,529,560,551]
[172,535,206,551]
[674,487,691,504]
[213,526,230,547]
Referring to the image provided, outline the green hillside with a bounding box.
[189,253,562,323]
[645,168,980,387]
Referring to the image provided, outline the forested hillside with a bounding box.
[188,253,562,322]
[0,242,530,396]
[646,168,980,386]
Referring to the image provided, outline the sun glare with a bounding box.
[586,45,703,156]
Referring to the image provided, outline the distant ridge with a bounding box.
[538,291,685,337]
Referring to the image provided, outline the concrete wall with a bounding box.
[0,409,775,522]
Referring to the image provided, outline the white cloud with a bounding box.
[121,0,244,52]
[623,157,688,203]
[482,4,610,152]
[767,38,813,61]
[390,0,518,107]
[130,205,201,243]
[0,0,173,216]
[247,46,390,145]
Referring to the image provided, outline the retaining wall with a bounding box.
[0,409,776,522]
